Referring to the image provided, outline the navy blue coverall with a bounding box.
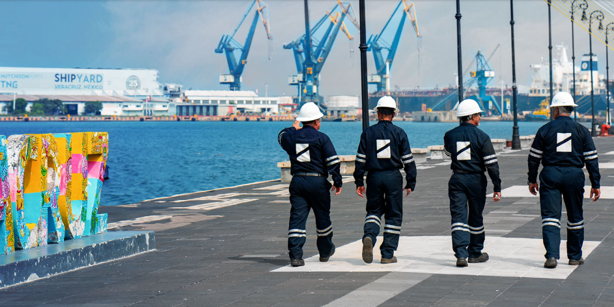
[278,125,343,260]
[444,123,502,260]
[353,120,417,259]
[528,116,600,261]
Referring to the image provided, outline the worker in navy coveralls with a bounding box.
[444,99,502,267]
[353,96,417,264]
[528,92,601,269]
[278,102,343,267]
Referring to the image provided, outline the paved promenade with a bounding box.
[2,138,614,306]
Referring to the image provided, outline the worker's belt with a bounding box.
[294,172,324,177]
[453,169,482,174]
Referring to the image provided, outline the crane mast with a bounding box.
[284,0,358,106]
[215,0,272,91]
[367,0,421,94]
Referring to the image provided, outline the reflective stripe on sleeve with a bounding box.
[584,150,597,156]
[326,155,339,162]
[529,152,542,159]
[356,153,366,158]
[530,148,543,154]
[586,154,598,160]
[402,154,413,159]
[403,158,414,164]
[327,159,341,166]
[356,157,366,163]
[484,159,498,164]
[483,154,496,160]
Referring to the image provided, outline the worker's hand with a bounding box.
[356,186,365,198]
[493,192,501,202]
[590,188,601,202]
[331,185,342,195]
[529,183,539,195]
[292,121,301,129]
[403,188,412,197]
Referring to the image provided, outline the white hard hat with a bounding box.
[456,99,483,117]
[374,96,397,112]
[550,92,578,108]
[296,102,324,122]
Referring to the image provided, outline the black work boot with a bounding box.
[468,252,489,263]
[568,258,584,265]
[291,259,305,267]
[320,245,336,262]
[456,258,468,267]
[362,237,373,264]
[544,257,557,268]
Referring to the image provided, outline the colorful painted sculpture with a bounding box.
[0,131,108,255]
[0,136,15,255]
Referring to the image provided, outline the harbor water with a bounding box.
[0,120,551,206]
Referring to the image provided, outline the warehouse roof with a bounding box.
[0,94,143,103]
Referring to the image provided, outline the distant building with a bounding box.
[178,90,279,116]
[326,96,360,117]
[0,67,178,116]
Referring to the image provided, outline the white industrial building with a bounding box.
[177,90,279,116]
[0,67,176,116]
[325,96,361,117]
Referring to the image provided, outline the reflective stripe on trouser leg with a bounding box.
[380,171,403,259]
[364,169,403,256]
[562,167,586,261]
[448,173,486,259]
[467,174,487,258]
[539,167,564,260]
[288,176,335,260]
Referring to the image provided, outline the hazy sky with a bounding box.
[0,0,611,97]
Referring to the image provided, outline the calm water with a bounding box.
[0,120,549,206]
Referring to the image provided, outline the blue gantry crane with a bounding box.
[283,0,358,106]
[367,0,421,94]
[215,0,272,91]
[430,47,503,115]
[466,50,503,115]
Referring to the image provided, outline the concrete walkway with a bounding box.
[2,138,614,306]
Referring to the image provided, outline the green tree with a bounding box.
[28,103,45,116]
[7,98,28,115]
[33,98,64,115]
[84,101,103,115]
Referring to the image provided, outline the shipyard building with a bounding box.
[0,67,282,117]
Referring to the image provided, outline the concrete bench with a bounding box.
[277,155,356,183]
[412,148,429,164]
[491,139,507,152]
[428,145,449,160]
[520,135,535,149]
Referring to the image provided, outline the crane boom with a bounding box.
[215,0,272,91]
[367,0,421,93]
[285,1,358,106]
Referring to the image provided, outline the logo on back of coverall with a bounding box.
[556,133,572,152]
[377,139,391,159]
[296,144,311,162]
[457,141,471,160]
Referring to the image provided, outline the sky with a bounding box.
[0,0,612,97]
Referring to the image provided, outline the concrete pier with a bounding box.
[3,137,614,305]
[0,231,154,289]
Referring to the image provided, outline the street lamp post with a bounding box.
[606,23,614,125]
[359,0,369,131]
[510,0,520,150]
[455,0,463,103]
[571,1,586,121]
[548,0,554,120]
[588,10,604,136]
